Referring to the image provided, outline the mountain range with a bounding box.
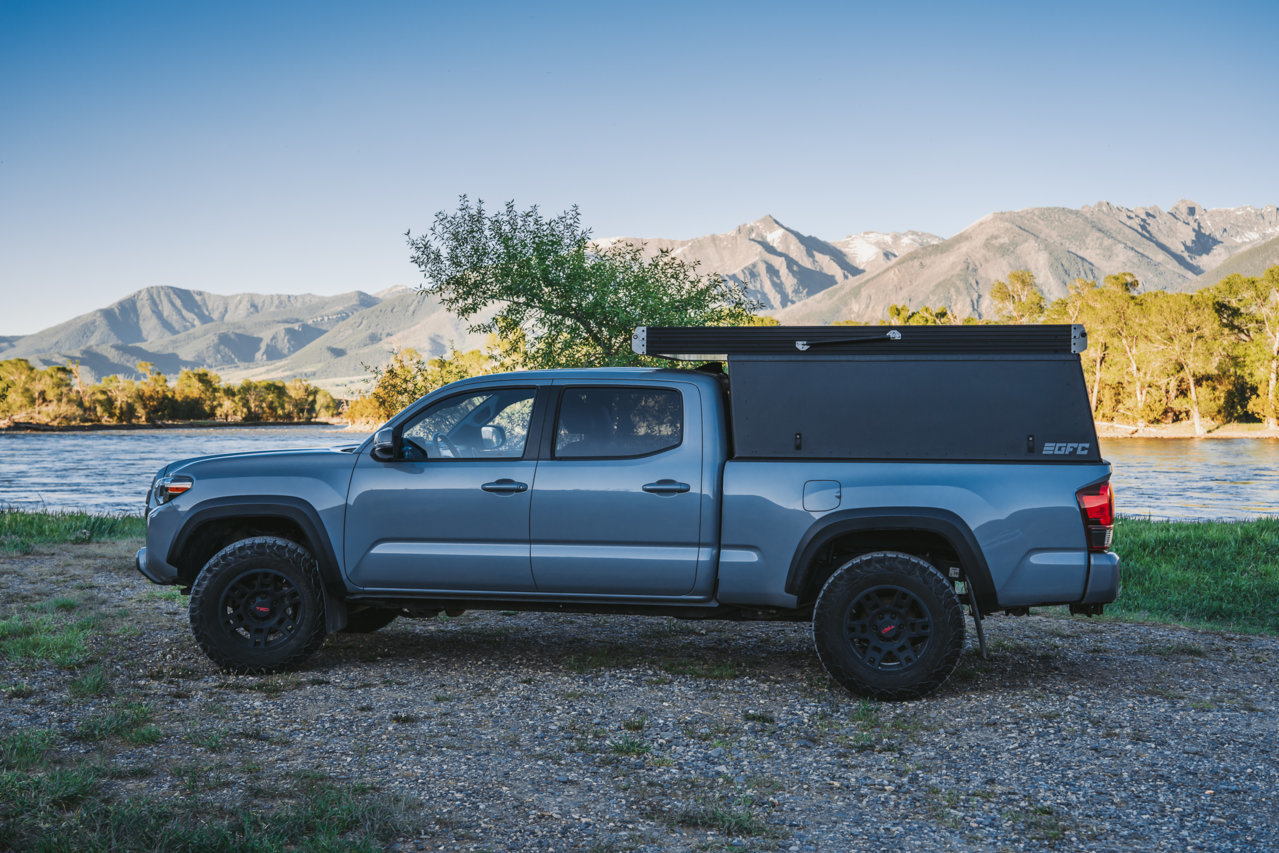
[3,199,1276,392]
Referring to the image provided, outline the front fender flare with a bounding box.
[167,496,349,631]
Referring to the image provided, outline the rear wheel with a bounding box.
[812,551,963,700]
[189,536,327,673]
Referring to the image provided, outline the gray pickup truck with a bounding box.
[136,324,1118,699]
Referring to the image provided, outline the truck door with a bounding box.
[344,386,542,592]
[530,383,704,596]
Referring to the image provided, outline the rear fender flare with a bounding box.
[785,508,997,611]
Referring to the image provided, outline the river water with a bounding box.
[0,426,1275,520]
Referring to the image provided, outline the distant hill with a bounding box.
[1188,234,1279,288]
[0,285,483,394]
[5,199,1277,390]
[777,200,1279,323]
[598,215,942,311]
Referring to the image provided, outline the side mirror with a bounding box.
[370,427,397,462]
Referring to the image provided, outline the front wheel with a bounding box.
[188,536,327,673]
[812,551,964,701]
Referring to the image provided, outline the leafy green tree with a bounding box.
[1143,291,1227,435]
[988,270,1046,323]
[1211,267,1279,428]
[886,304,951,325]
[406,198,757,368]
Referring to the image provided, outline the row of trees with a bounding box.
[347,199,1279,435]
[0,360,340,426]
[870,268,1279,434]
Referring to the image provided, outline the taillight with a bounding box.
[1076,481,1114,552]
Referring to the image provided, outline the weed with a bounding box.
[623,715,647,732]
[743,710,775,724]
[69,664,112,699]
[4,682,36,699]
[74,702,157,744]
[432,694,454,703]
[668,796,776,838]
[392,713,420,724]
[0,611,92,668]
[610,734,651,756]
[0,729,55,771]
[187,730,226,751]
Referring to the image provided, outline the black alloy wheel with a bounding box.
[218,568,303,648]
[812,551,964,701]
[843,584,933,670]
[189,536,327,672]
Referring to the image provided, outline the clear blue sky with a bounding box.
[2,0,1276,334]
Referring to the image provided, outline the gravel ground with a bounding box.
[3,542,1277,851]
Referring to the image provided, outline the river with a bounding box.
[0,426,1275,520]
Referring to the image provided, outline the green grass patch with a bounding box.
[609,733,651,756]
[0,765,419,852]
[1112,518,1279,635]
[668,797,776,838]
[70,665,113,699]
[74,702,159,745]
[1,729,55,771]
[0,611,94,668]
[0,508,143,554]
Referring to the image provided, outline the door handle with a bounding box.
[481,479,528,494]
[642,479,691,495]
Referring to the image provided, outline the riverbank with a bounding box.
[0,418,342,434]
[1096,421,1279,439]
[2,518,1276,851]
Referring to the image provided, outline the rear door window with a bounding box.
[554,387,683,459]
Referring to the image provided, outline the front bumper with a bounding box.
[135,546,177,585]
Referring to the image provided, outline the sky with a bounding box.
[2,0,1277,335]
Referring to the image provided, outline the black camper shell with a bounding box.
[633,325,1100,463]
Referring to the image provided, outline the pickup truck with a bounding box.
[136,324,1119,700]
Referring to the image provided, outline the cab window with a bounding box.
[554,387,682,459]
[402,388,536,460]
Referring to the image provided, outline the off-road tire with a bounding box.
[342,607,399,634]
[812,551,964,701]
[188,536,327,673]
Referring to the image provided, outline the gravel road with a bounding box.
[2,542,1276,851]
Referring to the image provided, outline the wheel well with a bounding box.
[797,530,961,606]
[172,517,309,585]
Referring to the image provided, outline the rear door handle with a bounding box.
[481,479,528,494]
[642,479,691,495]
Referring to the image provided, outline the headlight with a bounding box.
[153,475,194,505]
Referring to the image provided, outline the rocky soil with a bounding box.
[2,542,1276,851]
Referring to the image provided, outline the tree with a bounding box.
[407,198,757,368]
[988,270,1046,324]
[1211,267,1279,429]
[1143,291,1226,435]
[886,304,951,325]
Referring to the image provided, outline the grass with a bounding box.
[0,508,143,554]
[1112,518,1279,635]
[0,610,95,668]
[0,765,418,852]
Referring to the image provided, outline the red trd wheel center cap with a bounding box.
[876,616,901,640]
[249,595,275,620]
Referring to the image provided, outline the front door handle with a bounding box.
[481,479,528,494]
[642,479,691,495]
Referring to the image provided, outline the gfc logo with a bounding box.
[1042,442,1090,455]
